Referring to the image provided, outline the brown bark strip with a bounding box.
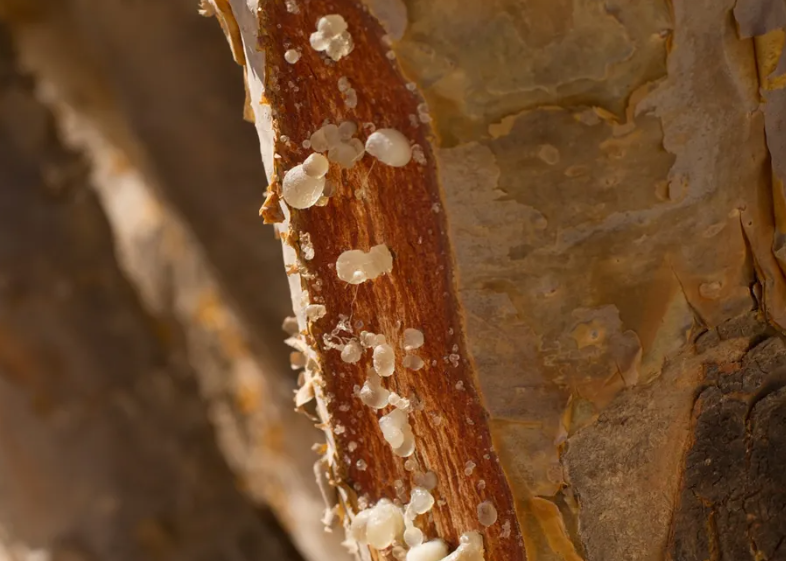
[258,1,526,558]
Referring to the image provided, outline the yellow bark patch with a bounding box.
[754,30,786,90]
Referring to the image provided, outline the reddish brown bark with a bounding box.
[260,1,526,559]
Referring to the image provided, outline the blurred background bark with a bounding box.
[1,1,785,561]
[0,1,337,559]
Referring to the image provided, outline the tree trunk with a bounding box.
[1,1,785,561]
[207,0,786,560]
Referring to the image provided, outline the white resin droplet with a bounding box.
[413,471,438,490]
[379,408,415,457]
[302,153,329,178]
[341,340,362,363]
[309,128,329,153]
[409,487,434,515]
[284,49,301,64]
[404,527,423,548]
[406,540,449,561]
[282,165,326,209]
[318,14,348,35]
[373,343,395,377]
[305,304,326,321]
[402,355,424,371]
[282,316,298,335]
[359,371,390,409]
[444,532,485,561]
[477,501,498,527]
[403,328,424,350]
[322,124,341,147]
[360,331,384,348]
[350,499,405,550]
[309,15,354,61]
[348,137,365,156]
[394,433,416,457]
[336,244,393,284]
[412,144,426,165]
[379,418,405,448]
[338,120,358,139]
[311,122,364,168]
[380,408,405,434]
[299,232,315,260]
[328,141,363,168]
[343,88,358,108]
[365,128,412,167]
[388,392,411,411]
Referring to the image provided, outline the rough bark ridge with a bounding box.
[211,0,786,560]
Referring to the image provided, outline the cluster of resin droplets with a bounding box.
[277,12,497,561]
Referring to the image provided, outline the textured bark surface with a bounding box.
[2,0,786,561]
[669,338,786,561]
[563,315,785,561]
[216,0,786,560]
[0,29,301,561]
[0,2,346,559]
[224,0,527,559]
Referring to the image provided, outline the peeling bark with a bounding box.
[3,0,786,561]
[0,28,301,561]
[214,1,786,560]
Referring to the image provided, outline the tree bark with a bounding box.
[209,0,786,560]
[0,26,301,561]
[0,1,345,559]
[1,0,785,560]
